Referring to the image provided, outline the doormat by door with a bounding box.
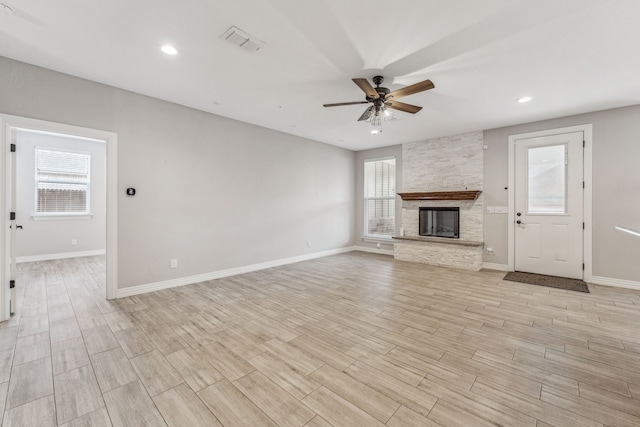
[504,271,589,293]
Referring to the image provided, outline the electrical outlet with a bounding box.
[442,180,448,188]
[307,240,312,248]
[486,247,494,253]
[170,259,178,269]
[71,239,77,246]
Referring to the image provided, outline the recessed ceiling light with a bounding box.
[161,45,178,55]
[517,96,532,103]
[370,129,380,135]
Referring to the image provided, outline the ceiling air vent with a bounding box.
[220,26,265,53]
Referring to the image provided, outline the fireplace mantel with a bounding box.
[397,190,481,201]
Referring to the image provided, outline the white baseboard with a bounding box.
[482,262,509,272]
[108,247,640,298]
[590,276,640,291]
[17,249,106,264]
[354,245,395,256]
[117,246,357,298]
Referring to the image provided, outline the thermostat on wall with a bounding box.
[126,188,136,196]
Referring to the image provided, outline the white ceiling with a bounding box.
[1,0,640,151]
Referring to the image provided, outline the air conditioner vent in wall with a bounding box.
[220,26,266,52]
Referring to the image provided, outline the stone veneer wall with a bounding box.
[394,240,483,270]
[396,131,484,270]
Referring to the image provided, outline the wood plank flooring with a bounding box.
[1,252,640,426]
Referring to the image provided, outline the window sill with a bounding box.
[361,236,394,245]
[31,213,94,221]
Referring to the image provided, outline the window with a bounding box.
[35,148,90,215]
[527,144,567,214]
[364,157,396,238]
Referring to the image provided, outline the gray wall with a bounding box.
[15,130,106,257]
[483,105,640,282]
[1,56,355,289]
[354,144,402,252]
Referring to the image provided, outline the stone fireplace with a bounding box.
[393,131,484,270]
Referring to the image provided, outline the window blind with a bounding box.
[364,158,396,237]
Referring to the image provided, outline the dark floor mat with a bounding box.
[504,271,589,293]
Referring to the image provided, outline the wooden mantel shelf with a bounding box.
[397,190,482,201]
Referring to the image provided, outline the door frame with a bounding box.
[507,124,592,281]
[1,114,118,321]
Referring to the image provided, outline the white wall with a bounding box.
[15,130,106,259]
[0,56,355,290]
[483,105,640,282]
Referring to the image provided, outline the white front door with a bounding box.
[514,131,584,279]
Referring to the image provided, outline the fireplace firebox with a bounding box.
[419,207,460,238]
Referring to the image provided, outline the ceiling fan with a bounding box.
[323,76,435,130]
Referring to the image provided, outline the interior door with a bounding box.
[514,131,584,279]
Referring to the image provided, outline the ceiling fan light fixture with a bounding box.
[323,75,434,134]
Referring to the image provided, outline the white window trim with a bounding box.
[363,156,396,239]
[361,236,394,244]
[31,213,94,220]
[33,146,91,217]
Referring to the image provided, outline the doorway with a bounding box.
[508,125,592,281]
[1,115,118,322]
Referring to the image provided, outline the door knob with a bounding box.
[516,212,522,216]
[516,220,524,225]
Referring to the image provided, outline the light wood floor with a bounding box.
[1,252,639,426]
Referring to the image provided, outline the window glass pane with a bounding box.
[364,158,395,237]
[366,199,395,236]
[527,144,566,213]
[364,159,395,197]
[35,148,90,214]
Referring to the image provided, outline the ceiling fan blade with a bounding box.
[323,101,370,107]
[386,79,434,100]
[387,101,422,114]
[357,106,375,121]
[352,78,379,99]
